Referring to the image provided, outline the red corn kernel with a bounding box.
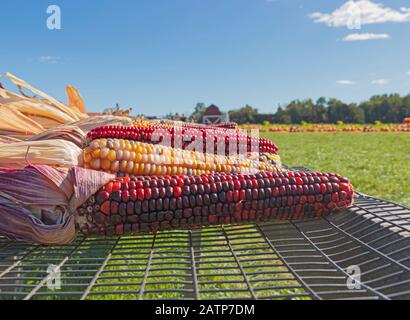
[234,210,242,220]
[208,215,218,223]
[280,186,286,196]
[295,177,304,185]
[122,190,130,202]
[137,189,145,201]
[100,201,111,215]
[249,211,256,220]
[144,188,152,200]
[210,183,217,193]
[226,191,233,202]
[112,182,121,192]
[115,224,124,235]
[96,191,110,205]
[110,201,119,215]
[320,183,327,194]
[287,197,293,206]
[177,178,185,187]
[130,189,137,201]
[339,183,351,192]
[105,182,114,193]
[173,186,182,197]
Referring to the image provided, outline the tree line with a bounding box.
[187,94,410,124]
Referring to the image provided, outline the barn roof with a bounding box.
[204,105,223,116]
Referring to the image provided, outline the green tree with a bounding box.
[229,105,259,124]
[190,103,207,122]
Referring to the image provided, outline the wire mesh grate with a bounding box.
[0,169,409,300]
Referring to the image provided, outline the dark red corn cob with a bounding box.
[86,125,279,155]
[75,171,354,236]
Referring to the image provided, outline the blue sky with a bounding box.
[1,0,410,116]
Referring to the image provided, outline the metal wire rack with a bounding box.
[0,168,409,300]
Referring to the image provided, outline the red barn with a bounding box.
[202,105,229,125]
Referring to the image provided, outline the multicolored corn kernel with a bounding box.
[81,138,283,176]
[75,171,354,236]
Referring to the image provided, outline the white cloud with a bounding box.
[38,56,60,64]
[407,71,410,75]
[343,32,390,41]
[336,80,357,85]
[310,0,410,28]
[371,79,389,85]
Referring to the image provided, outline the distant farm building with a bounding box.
[202,105,229,125]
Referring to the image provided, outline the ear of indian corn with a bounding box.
[76,170,354,236]
[86,125,279,155]
[81,138,283,176]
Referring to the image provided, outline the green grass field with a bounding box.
[261,132,410,207]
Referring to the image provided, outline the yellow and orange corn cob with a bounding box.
[81,138,283,176]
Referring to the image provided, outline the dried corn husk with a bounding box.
[71,115,132,132]
[66,85,86,113]
[6,100,77,128]
[0,73,88,138]
[0,135,21,144]
[0,165,114,245]
[0,139,81,168]
[0,104,45,139]
[0,72,85,121]
[27,125,86,148]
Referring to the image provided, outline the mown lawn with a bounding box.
[261,132,410,207]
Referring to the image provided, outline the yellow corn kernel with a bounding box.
[126,161,134,174]
[83,151,92,163]
[107,150,116,162]
[133,163,140,175]
[101,159,111,171]
[91,148,101,159]
[120,160,128,172]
